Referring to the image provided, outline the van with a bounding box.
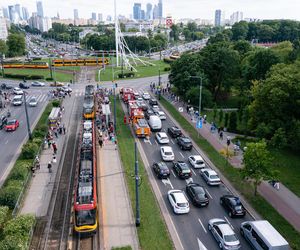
[240,220,289,250]
[12,95,23,106]
[148,115,162,132]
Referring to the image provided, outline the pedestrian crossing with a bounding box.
[25,94,48,103]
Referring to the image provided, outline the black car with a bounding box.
[168,126,182,138]
[186,183,209,207]
[0,115,8,130]
[152,162,170,179]
[177,136,193,150]
[1,83,13,90]
[19,82,30,89]
[220,195,246,218]
[173,161,192,179]
[149,98,158,106]
[145,109,155,120]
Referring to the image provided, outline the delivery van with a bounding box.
[148,115,162,132]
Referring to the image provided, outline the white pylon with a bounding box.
[114,0,119,67]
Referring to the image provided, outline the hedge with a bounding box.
[118,72,135,78]
[4,73,44,80]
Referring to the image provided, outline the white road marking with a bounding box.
[191,168,196,176]
[179,152,184,158]
[171,169,176,178]
[154,140,158,146]
[143,138,152,145]
[163,128,166,132]
[183,190,189,201]
[205,188,213,199]
[170,139,174,144]
[198,219,207,234]
[162,178,174,189]
[185,177,193,184]
[224,216,234,229]
[5,140,8,144]
[197,237,208,250]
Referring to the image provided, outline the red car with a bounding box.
[5,119,19,131]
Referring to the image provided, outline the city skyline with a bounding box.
[1,0,300,21]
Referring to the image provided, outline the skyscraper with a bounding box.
[146,3,152,20]
[92,12,97,20]
[98,13,103,22]
[22,7,29,20]
[14,4,21,20]
[0,8,8,41]
[8,5,15,22]
[37,1,44,18]
[141,10,145,20]
[74,9,79,20]
[230,11,243,25]
[158,0,163,18]
[2,8,8,19]
[215,9,225,26]
[153,4,158,19]
[133,3,141,20]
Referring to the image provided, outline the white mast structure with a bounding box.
[114,0,154,72]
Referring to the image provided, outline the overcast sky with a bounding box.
[1,0,300,20]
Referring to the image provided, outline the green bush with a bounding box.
[164,67,171,71]
[3,73,44,80]
[228,111,238,132]
[32,126,48,139]
[29,75,44,80]
[52,100,60,107]
[0,181,23,209]
[46,77,54,81]
[20,142,39,160]
[8,161,30,181]
[3,214,35,237]
[224,113,229,127]
[163,58,174,64]
[0,206,9,226]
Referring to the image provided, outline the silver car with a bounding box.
[28,97,38,107]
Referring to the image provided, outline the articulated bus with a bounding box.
[52,58,109,67]
[3,61,49,69]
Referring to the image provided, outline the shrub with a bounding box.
[52,100,60,107]
[218,109,224,124]
[8,161,30,181]
[46,77,54,81]
[3,73,44,80]
[3,214,35,237]
[0,181,23,209]
[228,111,238,132]
[32,125,48,139]
[224,113,229,128]
[163,58,174,64]
[164,67,171,71]
[29,75,44,80]
[20,142,39,160]
[0,206,9,226]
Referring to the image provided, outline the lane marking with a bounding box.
[224,216,234,230]
[143,138,152,145]
[170,139,174,144]
[191,168,196,176]
[198,219,207,234]
[162,178,174,189]
[197,237,208,250]
[5,140,8,144]
[154,140,158,146]
[185,177,193,185]
[179,152,184,158]
[205,188,213,199]
[171,169,176,178]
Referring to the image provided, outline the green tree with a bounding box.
[242,140,273,195]
[170,24,180,42]
[231,21,249,41]
[232,40,252,57]
[0,39,7,55]
[6,34,26,57]
[218,109,224,124]
[187,22,197,32]
[224,113,229,127]
[270,41,293,63]
[228,111,238,131]
[256,24,275,42]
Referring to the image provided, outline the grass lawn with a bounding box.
[96,60,170,82]
[115,97,173,250]
[159,96,300,250]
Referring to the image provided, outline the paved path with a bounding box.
[163,93,300,233]
[98,138,139,250]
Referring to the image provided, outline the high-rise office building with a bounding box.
[153,4,158,19]
[141,10,145,20]
[92,12,97,20]
[14,4,21,20]
[2,8,8,19]
[133,3,141,20]
[98,13,103,22]
[22,7,29,20]
[158,0,163,18]
[0,8,8,41]
[74,9,79,20]
[215,9,225,26]
[146,3,152,20]
[37,1,44,18]
[106,15,112,22]
[230,11,243,25]
[8,5,15,22]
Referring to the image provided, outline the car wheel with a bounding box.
[181,145,183,150]
[220,199,223,205]
[240,228,244,237]
[229,211,233,218]
[219,242,223,249]
[208,224,212,231]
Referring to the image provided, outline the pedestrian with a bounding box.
[52,142,57,154]
[48,139,52,148]
[62,124,66,134]
[52,155,57,164]
[219,131,223,140]
[123,115,127,124]
[31,165,36,176]
[48,161,52,173]
[114,138,117,150]
[54,130,58,138]
[98,138,103,148]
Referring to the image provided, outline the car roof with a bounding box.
[157,132,167,136]
[161,146,172,151]
[191,155,203,160]
[218,222,235,235]
[169,190,187,203]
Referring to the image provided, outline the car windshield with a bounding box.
[224,234,238,242]
[165,151,173,155]
[182,138,191,143]
[30,98,37,102]
[195,160,204,164]
[181,169,190,174]
[75,209,96,226]
[193,186,205,194]
[177,202,188,207]
[210,174,219,179]
[7,121,15,125]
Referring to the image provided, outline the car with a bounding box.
[208,218,241,249]
[156,111,166,120]
[167,126,182,138]
[167,190,190,214]
[0,115,8,130]
[12,95,23,106]
[136,97,143,102]
[149,98,158,106]
[142,92,151,100]
[200,168,221,186]
[1,83,13,90]
[152,105,160,113]
[62,86,72,93]
[186,183,209,207]
[220,195,246,218]
[134,92,140,99]
[31,81,45,87]
[177,136,193,150]
[173,161,192,179]
[152,162,170,179]
[145,109,155,120]
[156,132,169,144]
[50,81,64,87]
[19,82,30,89]
[160,146,174,161]
[5,119,19,131]
[136,101,148,111]
[28,96,38,107]
[13,87,24,95]
[188,155,206,169]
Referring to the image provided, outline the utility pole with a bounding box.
[49,57,53,79]
[114,84,117,132]
[0,54,5,77]
[23,93,32,140]
[134,142,140,226]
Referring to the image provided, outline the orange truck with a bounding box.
[132,110,151,138]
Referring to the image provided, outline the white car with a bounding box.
[31,81,45,87]
[188,155,206,169]
[142,92,151,100]
[208,218,241,249]
[137,97,143,102]
[83,120,92,131]
[200,168,221,186]
[13,87,24,95]
[160,146,174,161]
[28,96,38,107]
[156,132,169,144]
[152,105,160,113]
[157,111,166,120]
[168,190,190,214]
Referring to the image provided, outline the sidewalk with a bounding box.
[98,140,139,250]
[20,96,73,216]
[163,93,300,232]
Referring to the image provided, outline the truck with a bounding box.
[122,88,135,103]
[132,110,150,138]
[128,103,143,118]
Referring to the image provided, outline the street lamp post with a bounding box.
[112,70,122,133]
[23,92,32,140]
[134,142,140,226]
[190,75,203,137]
[0,54,5,77]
